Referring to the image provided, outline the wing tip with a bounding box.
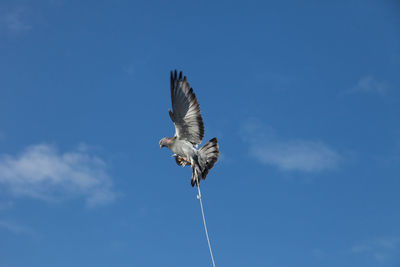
[170,69,187,82]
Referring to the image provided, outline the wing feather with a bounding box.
[169,70,204,145]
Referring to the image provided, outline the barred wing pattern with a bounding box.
[169,70,204,146]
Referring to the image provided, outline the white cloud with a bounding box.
[311,248,326,260]
[351,237,399,263]
[253,71,296,91]
[241,119,340,172]
[349,76,388,95]
[0,144,116,207]
[0,8,32,33]
[123,64,135,76]
[0,220,33,235]
[351,243,372,253]
[250,140,340,172]
[0,201,13,211]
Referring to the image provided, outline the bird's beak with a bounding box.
[160,144,162,149]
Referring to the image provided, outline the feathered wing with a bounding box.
[169,70,204,146]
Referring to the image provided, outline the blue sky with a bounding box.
[0,0,399,266]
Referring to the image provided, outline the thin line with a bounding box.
[197,185,216,267]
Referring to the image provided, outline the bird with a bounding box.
[159,70,220,187]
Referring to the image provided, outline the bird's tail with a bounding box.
[191,138,220,187]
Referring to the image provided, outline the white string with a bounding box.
[197,184,216,267]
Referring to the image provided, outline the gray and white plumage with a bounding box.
[169,71,204,146]
[160,70,219,187]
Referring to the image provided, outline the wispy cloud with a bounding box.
[0,220,34,235]
[241,119,340,172]
[253,71,296,91]
[0,201,13,211]
[351,237,400,263]
[349,76,388,95]
[123,64,135,76]
[311,248,326,260]
[0,7,32,33]
[0,144,116,207]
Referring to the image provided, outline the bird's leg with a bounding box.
[174,155,189,167]
[180,158,187,167]
[190,158,201,186]
[180,156,189,167]
[190,158,194,168]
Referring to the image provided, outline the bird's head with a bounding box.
[159,137,173,149]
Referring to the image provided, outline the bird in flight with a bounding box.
[159,70,220,187]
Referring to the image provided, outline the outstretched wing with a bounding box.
[169,70,204,146]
